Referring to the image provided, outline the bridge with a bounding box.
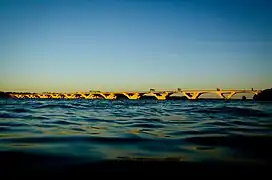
[8,88,262,100]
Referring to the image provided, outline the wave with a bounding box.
[1,135,152,144]
[1,99,271,172]
[193,106,271,117]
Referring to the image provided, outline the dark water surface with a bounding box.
[0,99,271,175]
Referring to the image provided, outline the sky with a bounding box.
[0,0,271,93]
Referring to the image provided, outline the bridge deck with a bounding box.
[6,89,261,100]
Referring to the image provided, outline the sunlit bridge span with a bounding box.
[8,88,262,100]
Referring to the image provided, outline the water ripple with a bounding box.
[0,99,271,165]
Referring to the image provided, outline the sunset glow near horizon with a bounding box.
[0,0,271,93]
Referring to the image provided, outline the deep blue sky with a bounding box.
[0,0,271,92]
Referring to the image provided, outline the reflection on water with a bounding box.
[0,99,271,168]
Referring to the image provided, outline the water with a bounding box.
[0,99,271,173]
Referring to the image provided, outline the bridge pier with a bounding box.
[216,92,225,99]
[226,92,236,99]
[39,94,49,98]
[102,93,117,100]
[50,94,62,99]
[182,92,202,100]
[216,91,236,99]
[79,93,96,99]
[122,93,140,100]
[64,94,77,99]
[153,92,172,100]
